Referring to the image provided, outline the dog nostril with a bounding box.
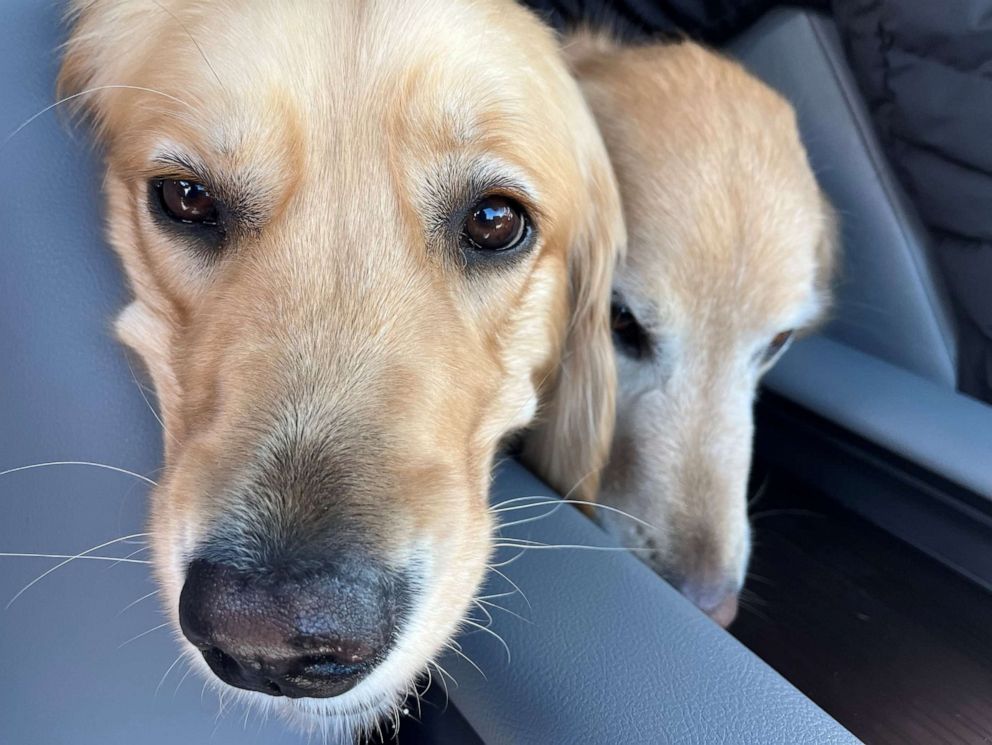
[178,557,403,698]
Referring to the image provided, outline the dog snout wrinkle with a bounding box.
[179,558,404,698]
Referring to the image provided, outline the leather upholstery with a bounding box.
[0,2,853,742]
[444,461,857,744]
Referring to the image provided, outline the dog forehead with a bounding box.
[153,0,560,123]
[125,0,576,200]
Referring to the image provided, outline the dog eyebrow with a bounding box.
[150,150,267,229]
[152,151,214,184]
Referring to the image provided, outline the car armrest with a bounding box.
[443,460,857,744]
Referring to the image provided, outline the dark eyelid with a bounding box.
[147,154,267,232]
[611,291,658,343]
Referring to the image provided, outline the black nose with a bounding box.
[178,558,401,698]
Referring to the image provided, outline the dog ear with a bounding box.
[521,125,625,504]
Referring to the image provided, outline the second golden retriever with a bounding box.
[570,36,836,626]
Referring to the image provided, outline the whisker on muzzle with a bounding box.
[493,497,653,529]
[0,553,151,563]
[459,617,511,663]
[118,588,161,616]
[443,638,488,680]
[474,597,531,624]
[155,651,188,698]
[3,531,151,608]
[117,621,171,649]
[484,565,531,611]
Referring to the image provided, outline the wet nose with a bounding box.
[679,579,740,628]
[178,558,401,698]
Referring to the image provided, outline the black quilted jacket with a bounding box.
[832,0,992,401]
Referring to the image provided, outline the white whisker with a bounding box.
[471,599,493,627]
[485,566,530,610]
[475,589,518,601]
[476,598,530,624]
[487,548,529,568]
[0,461,157,486]
[0,553,150,564]
[460,618,511,663]
[118,621,170,648]
[493,498,652,528]
[5,532,151,608]
[174,660,196,698]
[492,542,651,553]
[444,640,487,680]
[125,353,177,446]
[106,543,150,569]
[155,652,186,697]
[118,588,160,616]
[495,504,563,529]
[3,85,193,149]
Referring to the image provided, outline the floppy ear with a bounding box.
[521,130,625,504]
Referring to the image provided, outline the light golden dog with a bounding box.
[569,36,836,627]
[59,1,623,738]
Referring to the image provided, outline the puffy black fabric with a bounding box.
[521,0,828,41]
[831,0,992,401]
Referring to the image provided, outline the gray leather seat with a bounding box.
[0,3,854,743]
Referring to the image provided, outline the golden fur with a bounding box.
[569,35,836,627]
[59,1,623,736]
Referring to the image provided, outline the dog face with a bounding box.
[60,0,621,735]
[571,39,835,627]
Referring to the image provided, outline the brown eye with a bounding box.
[763,329,795,364]
[156,179,219,225]
[611,301,649,359]
[463,196,527,251]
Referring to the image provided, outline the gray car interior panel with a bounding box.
[445,461,857,745]
[0,2,859,743]
[730,10,959,388]
[766,336,992,502]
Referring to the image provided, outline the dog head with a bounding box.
[60,0,622,735]
[571,38,836,626]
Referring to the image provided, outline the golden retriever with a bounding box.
[59,0,623,738]
[568,35,836,627]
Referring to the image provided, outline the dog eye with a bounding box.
[463,196,527,252]
[155,179,219,226]
[611,302,649,359]
[762,329,795,365]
